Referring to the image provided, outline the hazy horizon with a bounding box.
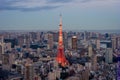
[0,29,120,34]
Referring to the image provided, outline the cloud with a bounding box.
[0,0,72,11]
[0,0,119,11]
[0,0,60,11]
[47,0,73,3]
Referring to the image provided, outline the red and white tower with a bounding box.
[56,14,68,67]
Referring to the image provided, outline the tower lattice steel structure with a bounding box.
[56,14,68,67]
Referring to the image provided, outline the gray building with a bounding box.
[105,48,113,63]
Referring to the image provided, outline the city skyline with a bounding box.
[0,0,120,30]
[0,14,120,79]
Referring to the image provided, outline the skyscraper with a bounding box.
[105,48,113,63]
[24,64,34,80]
[24,59,34,80]
[116,37,120,49]
[0,45,2,62]
[56,14,68,67]
[48,33,53,49]
[92,55,97,71]
[72,36,77,50]
[96,39,100,50]
[88,45,93,57]
[0,36,4,62]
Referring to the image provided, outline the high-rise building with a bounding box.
[0,36,4,62]
[9,53,15,67]
[2,54,11,70]
[79,68,89,80]
[29,32,37,41]
[116,37,120,49]
[56,14,68,67]
[2,53,15,70]
[92,55,97,71]
[105,48,113,63]
[53,32,58,42]
[24,59,34,80]
[4,42,11,52]
[67,37,72,49]
[111,36,117,50]
[18,35,24,47]
[37,32,40,42]
[48,33,53,49]
[117,54,120,80]
[88,45,93,57]
[0,45,2,62]
[96,39,100,50]
[72,36,77,50]
[84,31,86,42]
[63,32,68,49]
[24,64,34,80]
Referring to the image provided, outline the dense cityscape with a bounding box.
[0,15,120,80]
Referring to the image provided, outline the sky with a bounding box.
[0,0,120,30]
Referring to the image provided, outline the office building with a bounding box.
[72,36,77,50]
[105,48,113,63]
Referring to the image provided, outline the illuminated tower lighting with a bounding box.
[56,14,68,67]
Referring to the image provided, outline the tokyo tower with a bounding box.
[56,14,68,67]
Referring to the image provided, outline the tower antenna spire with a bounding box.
[59,13,62,26]
[56,14,68,67]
